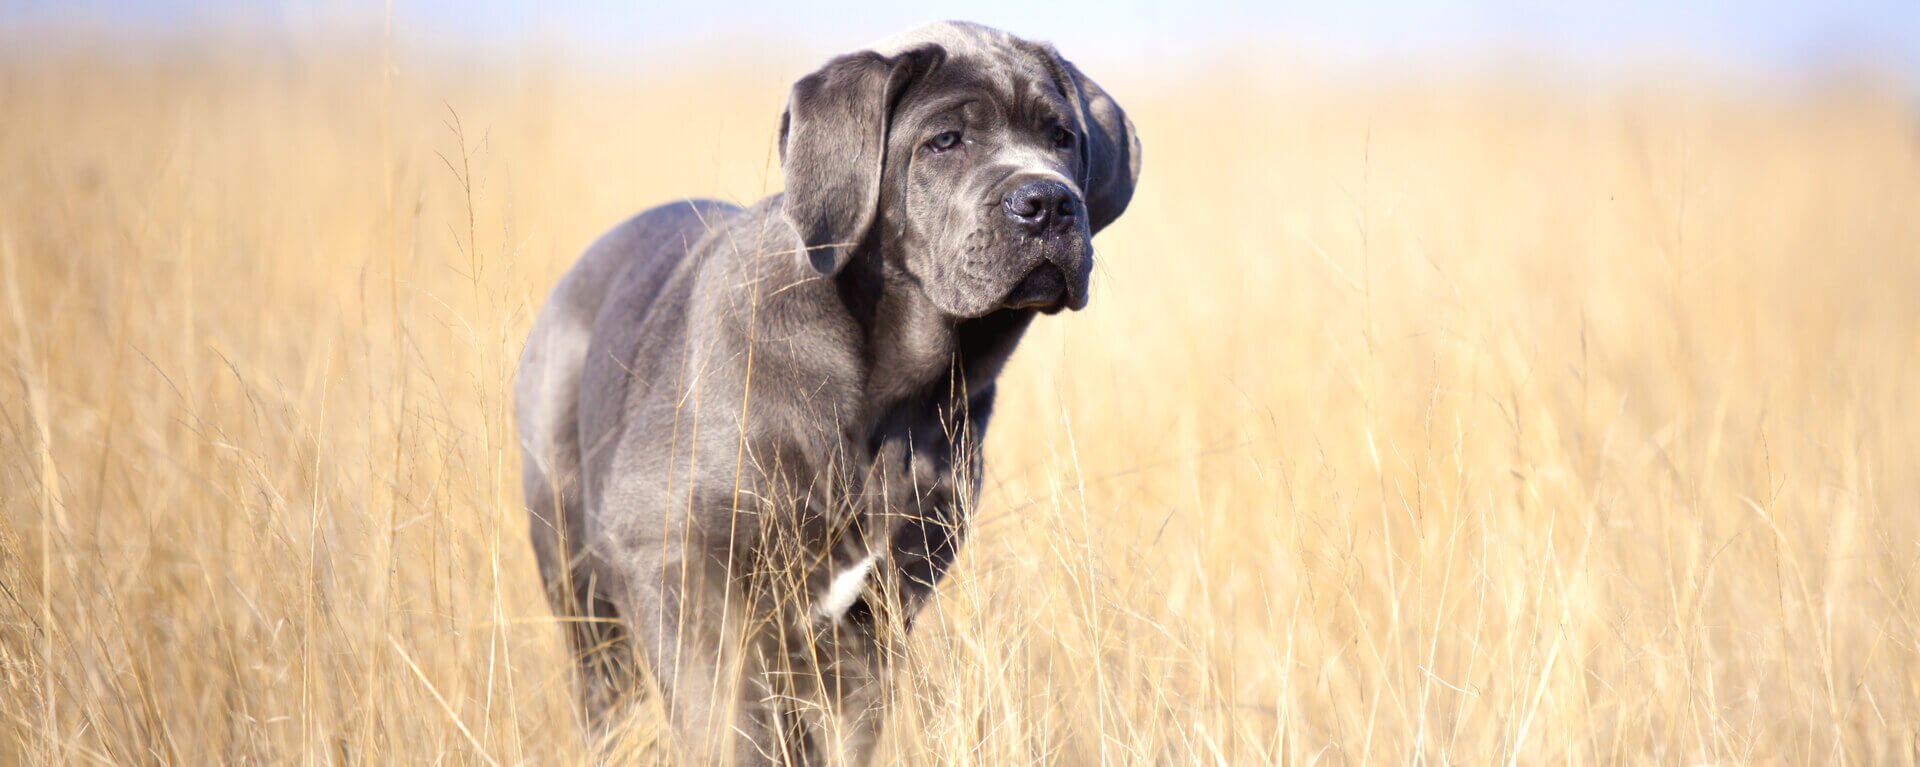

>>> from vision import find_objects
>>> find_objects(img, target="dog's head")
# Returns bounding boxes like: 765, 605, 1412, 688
779, 21, 1140, 318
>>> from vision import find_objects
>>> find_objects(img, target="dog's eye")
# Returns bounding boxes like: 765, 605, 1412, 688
926, 131, 962, 153
1049, 125, 1075, 149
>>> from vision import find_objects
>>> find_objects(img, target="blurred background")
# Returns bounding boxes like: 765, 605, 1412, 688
3, 2, 1918, 765
9, 0, 1920, 83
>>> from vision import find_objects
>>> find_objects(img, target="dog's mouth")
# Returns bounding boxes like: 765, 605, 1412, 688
1001, 261, 1071, 313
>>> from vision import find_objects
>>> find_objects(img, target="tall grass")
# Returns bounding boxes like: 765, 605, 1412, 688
2, 47, 1917, 764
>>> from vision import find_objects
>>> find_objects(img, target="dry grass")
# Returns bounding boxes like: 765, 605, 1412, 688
2, 44, 1918, 765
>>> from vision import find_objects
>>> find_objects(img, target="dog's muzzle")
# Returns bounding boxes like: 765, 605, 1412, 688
997, 179, 1091, 314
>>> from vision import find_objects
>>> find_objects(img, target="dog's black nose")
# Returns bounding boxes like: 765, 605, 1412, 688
1003, 180, 1077, 235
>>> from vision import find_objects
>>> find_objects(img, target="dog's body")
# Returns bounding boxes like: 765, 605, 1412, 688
515, 22, 1138, 763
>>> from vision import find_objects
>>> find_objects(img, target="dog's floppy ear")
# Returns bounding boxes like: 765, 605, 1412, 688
779, 45, 944, 276
1050, 54, 1141, 235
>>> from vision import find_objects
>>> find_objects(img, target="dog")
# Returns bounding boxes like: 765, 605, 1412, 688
515, 21, 1139, 764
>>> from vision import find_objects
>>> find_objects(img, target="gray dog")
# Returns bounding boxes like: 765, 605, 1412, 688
515, 21, 1138, 764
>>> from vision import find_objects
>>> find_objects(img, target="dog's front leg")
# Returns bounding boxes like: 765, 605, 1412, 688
618, 544, 783, 764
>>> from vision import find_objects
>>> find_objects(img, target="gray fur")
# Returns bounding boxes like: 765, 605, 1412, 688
515, 21, 1139, 764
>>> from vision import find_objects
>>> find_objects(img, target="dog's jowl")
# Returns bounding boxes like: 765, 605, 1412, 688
514, 21, 1140, 764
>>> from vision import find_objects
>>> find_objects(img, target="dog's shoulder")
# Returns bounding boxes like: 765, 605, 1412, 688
689, 195, 872, 428
581, 195, 870, 457
576, 195, 877, 528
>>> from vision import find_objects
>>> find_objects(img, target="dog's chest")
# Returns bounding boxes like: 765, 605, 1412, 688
812, 436, 953, 624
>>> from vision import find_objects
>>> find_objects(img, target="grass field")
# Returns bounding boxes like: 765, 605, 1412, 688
2, 45, 1918, 765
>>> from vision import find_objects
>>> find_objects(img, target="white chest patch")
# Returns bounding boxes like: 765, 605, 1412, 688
816, 553, 880, 622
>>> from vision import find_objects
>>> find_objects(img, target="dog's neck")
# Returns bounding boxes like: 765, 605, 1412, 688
837, 250, 957, 409
835, 247, 1031, 422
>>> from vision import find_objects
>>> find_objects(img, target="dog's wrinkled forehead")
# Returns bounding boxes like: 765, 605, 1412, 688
868, 21, 1057, 91
868, 20, 1019, 62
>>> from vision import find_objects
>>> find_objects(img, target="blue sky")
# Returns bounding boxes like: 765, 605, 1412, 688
10, 1, 1920, 83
